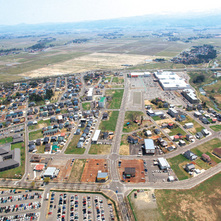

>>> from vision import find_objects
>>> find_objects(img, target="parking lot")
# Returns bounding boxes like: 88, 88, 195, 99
0, 189, 42, 221
46, 191, 115, 221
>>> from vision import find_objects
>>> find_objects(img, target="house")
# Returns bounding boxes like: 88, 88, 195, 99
145, 130, 152, 137
184, 123, 194, 129
185, 163, 195, 172
168, 108, 178, 117
34, 164, 44, 171
173, 135, 180, 141
196, 132, 203, 139
154, 129, 160, 135
43, 137, 49, 144
167, 123, 174, 129
36, 139, 41, 146
102, 112, 109, 120
45, 143, 51, 152
127, 136, 138, 144
183, 150, 197, 161
213, 148, 221, 158
186, 134, 194, 142
98, 97, 106, 108
102, 132, 109, 140
194, 111, 202, 118
124, 167, 135, 178
144, 139, 155, 154
201, 129, 210, 136
201, 153, 211, 162
179, 140, 186, 146
75, 129, 81, 135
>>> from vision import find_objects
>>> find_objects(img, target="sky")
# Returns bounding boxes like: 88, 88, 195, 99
1, 0, 221, 25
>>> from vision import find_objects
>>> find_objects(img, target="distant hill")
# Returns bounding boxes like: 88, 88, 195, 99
1, 12, 221, 34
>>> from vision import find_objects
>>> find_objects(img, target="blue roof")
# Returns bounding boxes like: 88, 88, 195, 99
97, 172, 108, 178
144, 139, 155, 150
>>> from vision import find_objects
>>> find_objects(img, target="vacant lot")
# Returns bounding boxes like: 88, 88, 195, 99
105, 89, 124, 109
168, 138, 221, 180
123, 111, 144, 133
68, 159, 86, 183
179, 115, 204, 134
129, 189, 161, 221
29, 129, 43, 140
168, 126, 186, 136
119, 160, 145, 183
0, 137, 13, 145
82, 102, 91, 110
210, 124, 221, 132
156, 173, 221, 221
65, 134, 85, 154
89, 144, 111, 155
81, 159, 108, 183
119, 134, 130, 155
28, 119, 51, 130
99, 111, 119, 132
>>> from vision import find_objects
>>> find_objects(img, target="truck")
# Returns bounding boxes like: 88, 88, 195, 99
45, 193, 49, 200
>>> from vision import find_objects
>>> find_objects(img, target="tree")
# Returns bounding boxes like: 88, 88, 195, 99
44, 177, 50, 184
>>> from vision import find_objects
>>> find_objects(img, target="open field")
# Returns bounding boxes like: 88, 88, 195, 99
0, 142, 25, 179
82, 102, 91, 110
28, 119, 51, 130
119, 135, 130, 155
168, 126, 186, 136
123, 111, 144, 133
128, 189, 161, 221
65, 134, 85, 154
89, 144, 111, 155
179, 115, 204, 134
0, 137, 13, 145
29, 129, 43, 140
168, 138, 221, 180
156, 173, 221, 221
68, 159, 86, 183
210, 124, 221, 131
81, 159, 108, 183
105, 89, 124, 109
119, 160, 145, 183
99, 111, 119, 132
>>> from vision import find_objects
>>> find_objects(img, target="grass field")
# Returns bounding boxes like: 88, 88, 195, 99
29, 129, 43, 141
105, 89, 124, 109
68, 159, 86, 183
156, 173, 221, 221
168, 138, 221, 180
0, 137, 13, 145
65, 134, 85, 154
119, 135, 130, 155
123, 111, 144, 133
168, 126, 186, 136
89, 144, 111, 155
152, 116, 162, 121
99, 111, 119, 132
28, 119, 51, 130
112, 77, 124, 84
210, 124, 221, 131
82, 102, 91, 110
0, 142, 25, 179
167, 155, 190, 180
179, 115, 205, 133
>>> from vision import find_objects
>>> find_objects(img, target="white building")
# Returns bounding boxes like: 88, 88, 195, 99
154, 71, 190, 91
144, 139, 155, 154
92, 130, 101, 144
42, 167, 60, 179
129, 72, 151, 78
158, 157, 170, 170
184, 122, 194, 129
87, 88, 93, 100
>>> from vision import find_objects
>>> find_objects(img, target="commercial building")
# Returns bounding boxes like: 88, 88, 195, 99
42, 167, 60, 179
144, 139, 155, 154
124, 167, 136, 178
181, 89, 199, 104
154, 71, 190, 91
184, 122, 194, 129
128, 72, 151, 78
0, 144, 21, 172
96, 171, 108, 182
98, 97, 106, 108
87, 88, 93, 100
91, 130, 101, 144
157, 157, 170, 170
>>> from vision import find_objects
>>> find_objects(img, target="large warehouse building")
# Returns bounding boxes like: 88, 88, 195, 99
144, 139, 155, 154
128, 72, 151, 78
154, 71, 190, 91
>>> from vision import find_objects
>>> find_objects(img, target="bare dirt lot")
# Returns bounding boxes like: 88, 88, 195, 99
20, 53, 153, 78
129, 189, 161, 221
49, 159, 73, 182
81, 159, 108, 182
68, 159, 86, 183
119, 160, 145, 183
